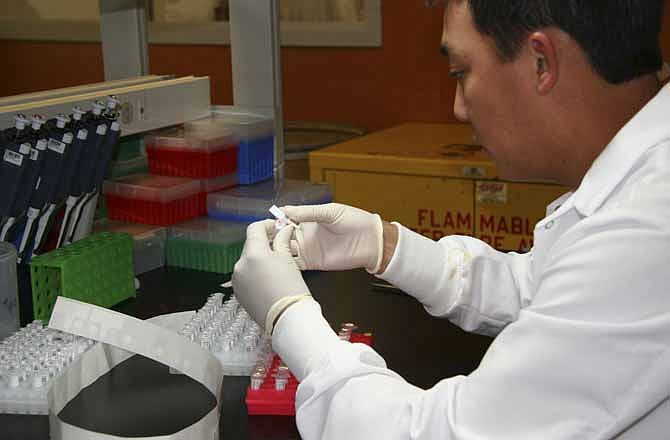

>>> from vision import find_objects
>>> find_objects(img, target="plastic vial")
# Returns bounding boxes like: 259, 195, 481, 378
250, 371, 264, 390
269, 205, 297, 231
221, 337, 235, 352
244, 335, 257, 353
200, 331, 213, 352
338, 330, 351, 341
6, 367, 22, 387
253, 365, 267, 377
32, 370, 49, 389
275, 370, 290, 391
209, 293, 224, 308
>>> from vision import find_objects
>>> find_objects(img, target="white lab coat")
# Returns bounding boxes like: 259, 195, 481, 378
273, 83, 670, 439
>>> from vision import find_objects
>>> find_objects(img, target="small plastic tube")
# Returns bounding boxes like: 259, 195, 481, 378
244, 335, 257, 353
221, 337, 235, 352
6, 368, 22, 388
250, 371, 265, 390
200, 334, 212, 352
253, 365, 267, 377
276, 365, 290, 376
275, 369, 290, 391
269, 205, 298, 230
32, 369, 49, 389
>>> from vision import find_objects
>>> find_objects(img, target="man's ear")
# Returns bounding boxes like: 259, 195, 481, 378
528, 32, 558, 95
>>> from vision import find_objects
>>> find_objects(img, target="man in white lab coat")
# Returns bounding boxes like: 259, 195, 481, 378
233, 0, 670, 438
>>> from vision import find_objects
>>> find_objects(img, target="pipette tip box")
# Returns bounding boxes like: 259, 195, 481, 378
93, 220, 167, 275
166, 217, 247, 274
107, 155, 150, 179
207, 179, 333, 223
238, 136, 274, 185
145, 122, 238, 179
103, 174, 202, 226
198, 172, 239, 215
204, 108, 276, 185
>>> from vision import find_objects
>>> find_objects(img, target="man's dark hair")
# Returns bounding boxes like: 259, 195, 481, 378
465, 0, 664, 84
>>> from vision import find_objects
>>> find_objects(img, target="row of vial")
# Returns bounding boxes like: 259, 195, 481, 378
248, 321, 360, 392
0, 320, 93, 389
178, 293, 269, 355
250, 352, 288, 392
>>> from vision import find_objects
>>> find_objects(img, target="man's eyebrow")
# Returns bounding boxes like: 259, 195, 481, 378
441, 41, 465, 61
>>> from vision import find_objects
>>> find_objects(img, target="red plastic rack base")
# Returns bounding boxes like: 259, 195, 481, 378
246, 332, 373, 416
146, 146, 238, 179
106, 193, 202, 226
198, 192, 208, 216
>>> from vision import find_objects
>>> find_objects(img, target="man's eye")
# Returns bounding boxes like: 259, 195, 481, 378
449, 70, 465, 81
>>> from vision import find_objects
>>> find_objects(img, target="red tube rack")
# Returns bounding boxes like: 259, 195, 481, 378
106, 194, 202, 226
246, 332, 373, 416
104, 175, 203, 226
146, 145, 238, 179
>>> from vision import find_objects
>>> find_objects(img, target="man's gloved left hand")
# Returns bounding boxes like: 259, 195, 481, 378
232, 219, 312, 334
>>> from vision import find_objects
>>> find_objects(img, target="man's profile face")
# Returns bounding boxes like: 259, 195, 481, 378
442, 1, 548, 181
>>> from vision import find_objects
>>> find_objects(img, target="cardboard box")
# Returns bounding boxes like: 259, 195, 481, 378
310, 123, 568, 251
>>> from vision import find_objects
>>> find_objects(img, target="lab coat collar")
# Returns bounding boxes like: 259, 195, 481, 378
572, 83, 670, 217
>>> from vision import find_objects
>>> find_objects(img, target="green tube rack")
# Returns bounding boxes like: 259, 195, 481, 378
166, 218, 247, 274
29, 233, 135, 322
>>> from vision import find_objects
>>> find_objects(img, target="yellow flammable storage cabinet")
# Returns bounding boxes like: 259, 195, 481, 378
309, 123, 569, 252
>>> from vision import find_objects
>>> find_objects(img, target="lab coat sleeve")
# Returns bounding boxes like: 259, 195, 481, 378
378, 223, 533, 336
274, 206, 670, 440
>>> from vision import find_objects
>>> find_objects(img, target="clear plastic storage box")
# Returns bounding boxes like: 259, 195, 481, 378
145, 122, 238, 179
198, 172, 239, 214
103, 174, 202, 226
207, 179, 333, 222
93, 220, 167, 275
107, 155, 149, 179
0, 242, 19, 342
203, 107, 276, 184
167, 217, 248, 274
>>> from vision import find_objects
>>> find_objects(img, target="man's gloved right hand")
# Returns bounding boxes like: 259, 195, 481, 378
281, 203, 384, 273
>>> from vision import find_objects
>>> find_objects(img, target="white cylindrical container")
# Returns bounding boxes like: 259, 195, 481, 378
0, 243, 19, 341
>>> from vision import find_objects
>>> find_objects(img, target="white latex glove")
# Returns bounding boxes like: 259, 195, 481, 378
281, 203, 384, 273
232, 220, 312, 334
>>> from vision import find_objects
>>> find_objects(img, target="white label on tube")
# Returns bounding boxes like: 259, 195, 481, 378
77, 129, 88, 140
36, 139, 47, 151
48, 138, 67, 154
29, 148, 39, 161
96, 124, 107, 136
111, 121, 120, 132
3, 149, 23, 166
35, 176, 42, 190
269, 205, 286, 220
63, 132, 74, 144
19, 143, 31, 155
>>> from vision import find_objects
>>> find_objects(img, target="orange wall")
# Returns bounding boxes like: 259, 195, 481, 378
1, 1, 668, 132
